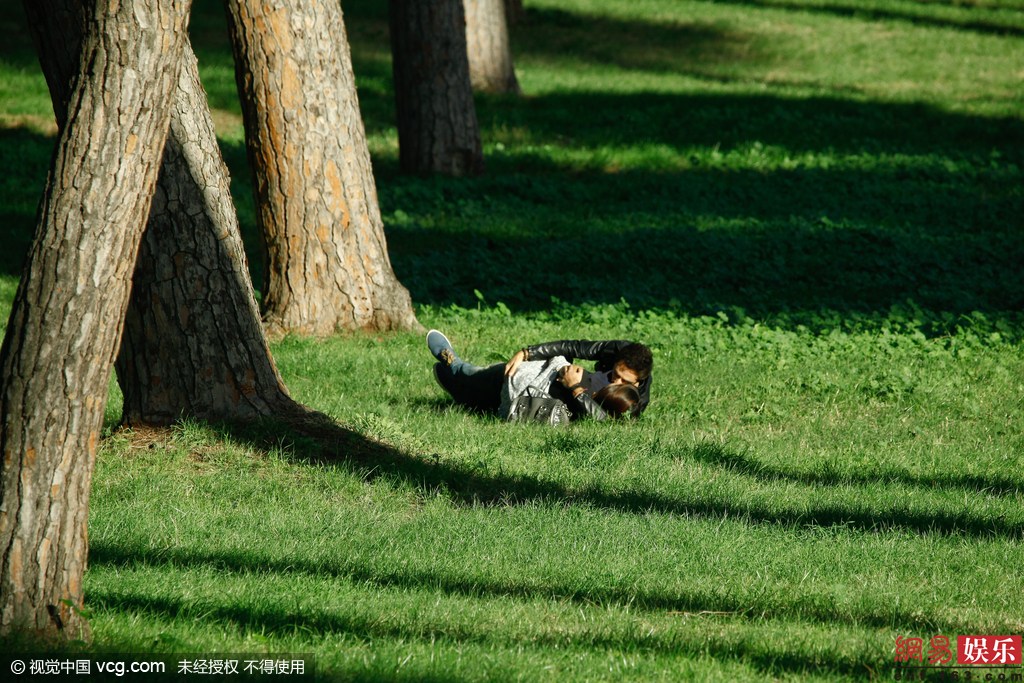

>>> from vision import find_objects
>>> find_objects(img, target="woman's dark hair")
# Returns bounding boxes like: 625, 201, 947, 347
616, 343, 653, 380
594, 383, 641, 419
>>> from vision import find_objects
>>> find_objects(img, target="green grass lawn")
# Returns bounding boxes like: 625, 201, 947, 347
1, 0, 1023, 680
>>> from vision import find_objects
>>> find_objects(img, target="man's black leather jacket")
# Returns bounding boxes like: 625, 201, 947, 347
523, 339, 651, 418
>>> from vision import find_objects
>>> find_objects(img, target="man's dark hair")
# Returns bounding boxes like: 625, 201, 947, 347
616, 342, 653, 380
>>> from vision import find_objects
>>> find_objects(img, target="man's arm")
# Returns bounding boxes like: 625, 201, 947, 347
526, 339, 628, 363
505, 339, 628, 377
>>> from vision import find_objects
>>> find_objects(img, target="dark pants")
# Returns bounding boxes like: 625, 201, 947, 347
434, 361, 505, 413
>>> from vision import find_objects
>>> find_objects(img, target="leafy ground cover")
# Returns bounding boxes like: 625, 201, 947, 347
1, 0, 1023, 680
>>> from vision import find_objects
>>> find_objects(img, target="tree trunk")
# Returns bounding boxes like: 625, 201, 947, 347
465, 0, 520, 94
0, 0, 189, 641
24, 1, 296, 426
116, 49, 298, 424
224, 0, 420, 337
390, 0, 485, 176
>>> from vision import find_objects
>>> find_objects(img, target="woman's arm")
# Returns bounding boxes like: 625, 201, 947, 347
571, 392, 609, 421
558, 364, 609, 421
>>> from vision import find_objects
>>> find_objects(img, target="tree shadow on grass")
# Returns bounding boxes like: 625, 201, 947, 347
476, 90, 1024, 158
688, 441, 1024, 498
514, 8, 764, 76
0, 608, 873, 683
379, 90, 1023, 333
4, 0, 1023, 333
79, 591, 883, 679
382, 161, 1023, 333
693, 0, 1024, 38
73, 410, 1018, 670
3, 97, 1022, 339
83, 547, 917, 677
223, 412, 1023, 542
87, 540, 989, 637
6, 0, 1024, 325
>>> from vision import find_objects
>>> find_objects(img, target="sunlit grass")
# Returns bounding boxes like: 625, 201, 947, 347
1, 0, 1022, 680
85, 306, 1024, 679
516, 0, 1024, 115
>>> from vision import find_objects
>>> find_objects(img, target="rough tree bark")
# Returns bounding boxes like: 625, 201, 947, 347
465, 0, 520, 94
25, 1, 296, 427
116, 49, 297, 424
224, 0, 419, 337
390, 0, 485, 176
0, 0, 190, 640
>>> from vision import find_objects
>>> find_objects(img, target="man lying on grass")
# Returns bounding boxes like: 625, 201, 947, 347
427, 330, 653, 421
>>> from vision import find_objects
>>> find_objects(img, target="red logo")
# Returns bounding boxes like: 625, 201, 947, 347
927, 635, 953, 665
894, 635, 955, 665
957, 635, 1021, 665
895, 635, 924, 663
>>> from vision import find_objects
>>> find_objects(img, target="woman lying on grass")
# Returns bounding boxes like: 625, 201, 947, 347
427, 330, 652, 421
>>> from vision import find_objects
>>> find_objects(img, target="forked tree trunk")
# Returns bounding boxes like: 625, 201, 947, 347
465, 0, 520, 94
0, 0, 189, 640
224, 0, 419, 336
390, 0, 485, 176
116, 49, 297, 424
24, 0, 296, 426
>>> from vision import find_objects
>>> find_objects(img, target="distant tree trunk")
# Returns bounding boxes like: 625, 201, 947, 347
0, 0, 189, 641
390, 0, 485, 176
465, 0, 520, 94
504, 0, 524, 27
21, 0, 81, 119
25, 0, 295, 426
224, 0, 419, 336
